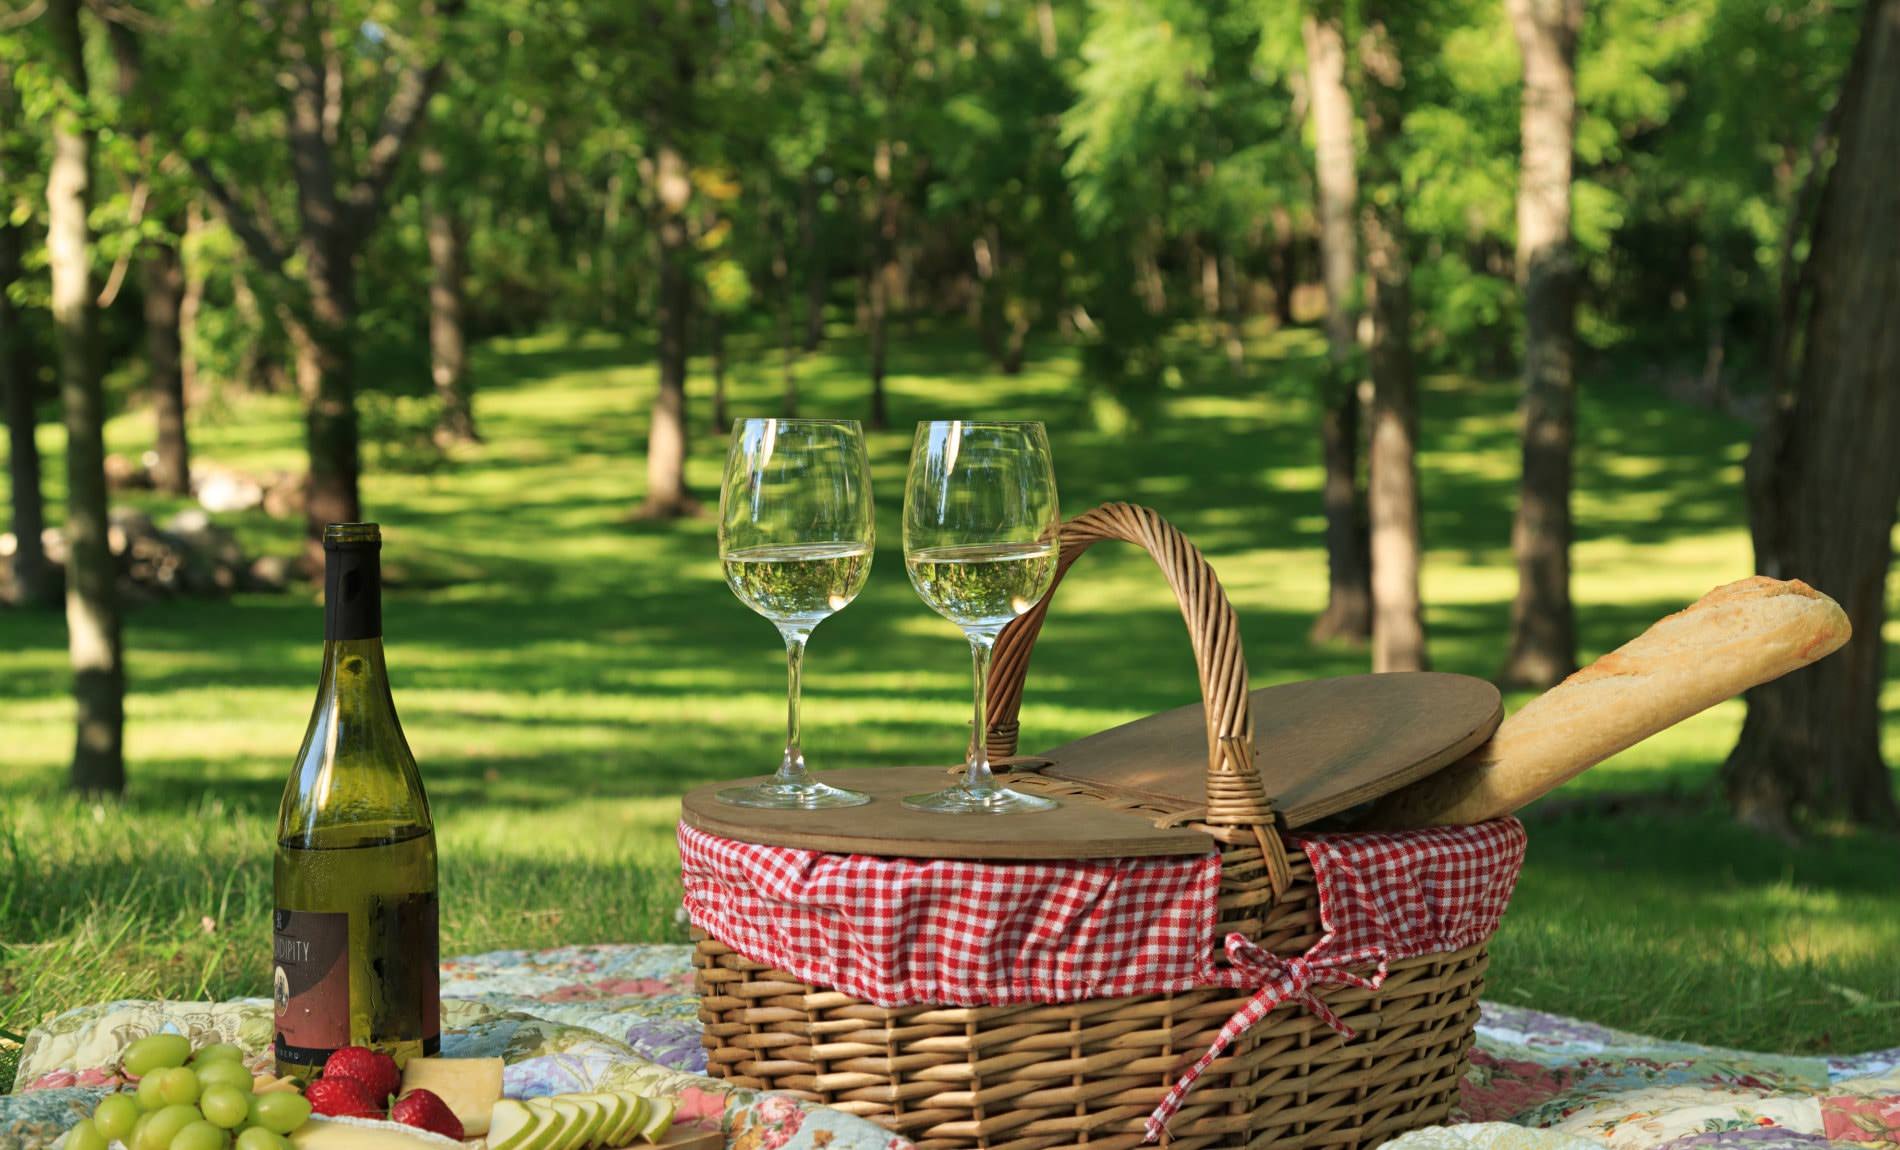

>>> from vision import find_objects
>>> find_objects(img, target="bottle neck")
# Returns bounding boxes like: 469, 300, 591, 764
324, 543, 382, 642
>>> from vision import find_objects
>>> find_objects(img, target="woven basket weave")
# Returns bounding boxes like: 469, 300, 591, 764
693, 504, 1494, 1150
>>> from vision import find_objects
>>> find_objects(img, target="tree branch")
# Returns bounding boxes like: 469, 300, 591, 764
186, 154, 289, 274
345, 0, 462, 240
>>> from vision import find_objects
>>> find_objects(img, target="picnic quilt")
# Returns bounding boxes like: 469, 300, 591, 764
5, 944, 1898, 1150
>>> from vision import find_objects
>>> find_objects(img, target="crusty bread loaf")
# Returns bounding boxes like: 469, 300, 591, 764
1361, 577, 1851, 828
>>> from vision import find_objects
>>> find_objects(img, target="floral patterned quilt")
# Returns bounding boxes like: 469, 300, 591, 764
5, 945, 1897, 1150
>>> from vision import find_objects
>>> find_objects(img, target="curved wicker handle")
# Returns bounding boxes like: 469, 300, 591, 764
986, 503, 1280, 844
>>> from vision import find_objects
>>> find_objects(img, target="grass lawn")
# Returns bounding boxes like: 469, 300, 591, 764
3, 322, 1898, 1091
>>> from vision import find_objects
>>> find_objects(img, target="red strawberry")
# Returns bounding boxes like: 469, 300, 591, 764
389, 1089, 464, 1141
321, 1046, 401, 1104
305, 1076, 386, 1119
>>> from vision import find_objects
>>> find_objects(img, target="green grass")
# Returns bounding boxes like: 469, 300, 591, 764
3, 321, 1898, 1089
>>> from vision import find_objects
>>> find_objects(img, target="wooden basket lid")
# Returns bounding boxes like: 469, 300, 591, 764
1025, 672, 1501, 829
679, 673, 1500, 858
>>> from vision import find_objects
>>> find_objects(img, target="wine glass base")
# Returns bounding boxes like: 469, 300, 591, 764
902, 785, 1059, 814
716, 780, 871, 809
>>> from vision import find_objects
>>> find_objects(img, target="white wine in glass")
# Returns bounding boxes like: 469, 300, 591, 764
903, 421, 1061, 815
717, 419, 874, 809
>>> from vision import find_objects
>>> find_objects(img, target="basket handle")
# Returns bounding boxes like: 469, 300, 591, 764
986, 503, 1285, 865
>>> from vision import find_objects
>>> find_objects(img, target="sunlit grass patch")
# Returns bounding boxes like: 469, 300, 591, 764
2, 323, 1897, 1076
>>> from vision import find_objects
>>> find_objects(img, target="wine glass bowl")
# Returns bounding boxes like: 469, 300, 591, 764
902, 421, 1061, 814
716, 419, 874, 809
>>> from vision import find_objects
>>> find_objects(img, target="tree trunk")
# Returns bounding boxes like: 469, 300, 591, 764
709, 304, 729, 433
424, 146, 477, 445
1270, 204, 1297, 327
1218, 248, 1245, 369
639, 139, 694, 519
1136, 230, 1168, 315
1359, 13, 1429, 673
180, 202, 208, 403
297, 275, 362, 562
1198, 239, 1222, 320
47, 0, 126, 794
800, 172, 825, 350
0, 64, 56, 610
867, 139, 896, 431
1723, 0, 1900, 832
109, 19, 192, 497
142, 221, 191, 495
1305, 8, 1373, 645
1500, 0, 1583, 689
232, 260, 276, 394
180, 0, 453, 565
776, 229, 798, 417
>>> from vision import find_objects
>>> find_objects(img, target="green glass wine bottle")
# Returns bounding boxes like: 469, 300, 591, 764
274, 523, 439, 1078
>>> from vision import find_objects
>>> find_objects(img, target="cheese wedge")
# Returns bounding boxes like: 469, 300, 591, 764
397, 1057, 506, 1138
289, 1116, 465, 1150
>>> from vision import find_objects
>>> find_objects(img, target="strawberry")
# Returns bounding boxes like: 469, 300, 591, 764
321, 1046, 401, 1104
305, 1075, 386, 1119
389, 1089, 465, 1141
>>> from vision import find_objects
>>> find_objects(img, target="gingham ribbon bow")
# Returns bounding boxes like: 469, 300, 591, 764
1144, 933, 1390, 1143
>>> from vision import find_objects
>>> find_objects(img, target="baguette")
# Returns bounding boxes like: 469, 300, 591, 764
1360, 576, 1850, 828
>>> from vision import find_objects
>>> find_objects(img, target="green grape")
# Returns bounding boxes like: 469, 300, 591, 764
136, 1076, 169, 1113
235, 1128, 287, 1150
67, 1118, 109, 1150
123, 1036, 194, 1078
199, 1086, 250, 1130
173, 1121, 230, 1150
137, 1104, 204, 1150
195, 1063, 254, 1094
192, 1044, 245, 1065
129, 1114, 154, 1150
246, 1093, 312, 1137
95, 1093, 142, 1141
157, 1067, 203, 1107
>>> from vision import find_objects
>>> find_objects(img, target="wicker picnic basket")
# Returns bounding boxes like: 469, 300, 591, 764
692, 504, 1497, 1150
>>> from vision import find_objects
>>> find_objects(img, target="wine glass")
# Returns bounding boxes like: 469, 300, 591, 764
717, 419, 874, 809
902, 421, 1061, 814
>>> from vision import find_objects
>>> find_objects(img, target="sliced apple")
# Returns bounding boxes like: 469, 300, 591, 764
637, 1099, 676, 1145
568, 1096, 611, 1150
606, 1093, 649, 1148
549, 1098, 590, 1150
572, 1094, 628, 1150
526, 1099, 573, 1150
487, 1101, 546, 1150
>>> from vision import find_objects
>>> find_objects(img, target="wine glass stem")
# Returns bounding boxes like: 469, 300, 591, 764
778, 628, 812, 788
963, 631, 999, 795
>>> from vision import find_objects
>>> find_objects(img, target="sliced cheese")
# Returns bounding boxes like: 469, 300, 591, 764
398, 1058, 506, 1138
289, 1116, 466, 1150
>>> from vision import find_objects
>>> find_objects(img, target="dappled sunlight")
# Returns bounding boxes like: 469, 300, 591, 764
7, 327, 1899, 1054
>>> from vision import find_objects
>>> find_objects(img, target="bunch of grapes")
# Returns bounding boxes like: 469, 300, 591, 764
65, 1036, 313, 1150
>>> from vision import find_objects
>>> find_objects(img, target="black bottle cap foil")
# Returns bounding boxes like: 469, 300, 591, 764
323, 523, 382, 640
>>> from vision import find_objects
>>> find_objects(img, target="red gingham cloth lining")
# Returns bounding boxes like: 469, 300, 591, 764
678, 816, 1525, 1141
1144, 817, 1527, 1139
678, 821, 1222, 1003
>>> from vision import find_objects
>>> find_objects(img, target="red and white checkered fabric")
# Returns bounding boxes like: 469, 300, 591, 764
1144, 817, 1527, 1139
678, 815, 1525, 1143
678, 821, 1222, 1004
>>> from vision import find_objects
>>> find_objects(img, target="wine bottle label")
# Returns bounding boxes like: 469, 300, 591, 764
273, 909, 350, 1064
272, 896, 441, 1067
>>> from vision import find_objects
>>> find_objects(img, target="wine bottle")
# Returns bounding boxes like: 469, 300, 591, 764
274, 523, 439, 1078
